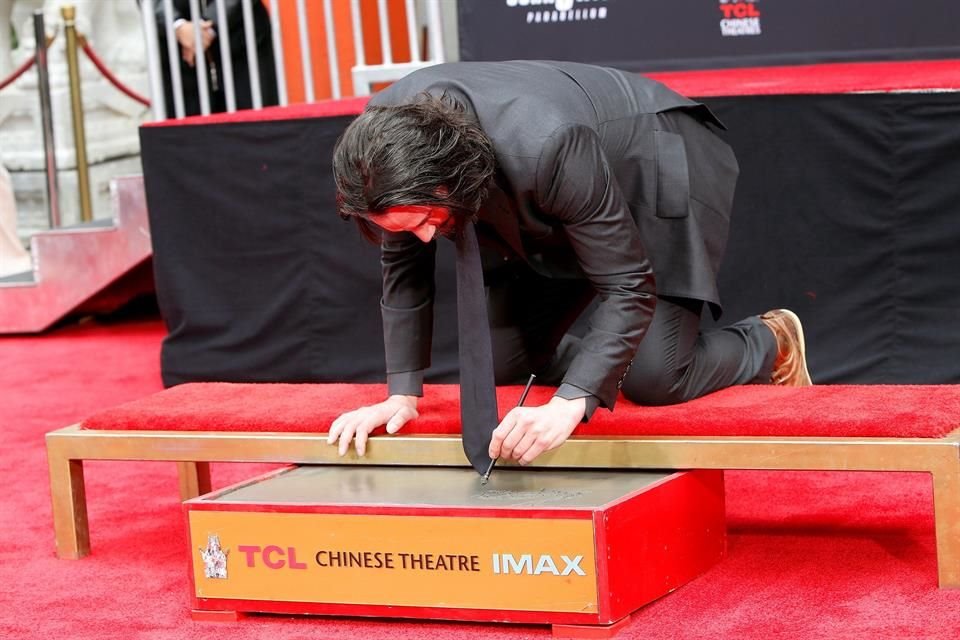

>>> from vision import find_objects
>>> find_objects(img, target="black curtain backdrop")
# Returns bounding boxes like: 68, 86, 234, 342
457, 0, 960, 71
140, 92, 960, 388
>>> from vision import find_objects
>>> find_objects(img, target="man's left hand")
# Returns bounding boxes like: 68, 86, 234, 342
488, 396, 586, 465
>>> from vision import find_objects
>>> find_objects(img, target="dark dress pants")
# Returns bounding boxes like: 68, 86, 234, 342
487, 266, 777, 406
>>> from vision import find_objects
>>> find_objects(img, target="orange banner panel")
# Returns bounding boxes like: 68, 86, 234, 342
190, 511, 598, 613
275, 0, 413, 101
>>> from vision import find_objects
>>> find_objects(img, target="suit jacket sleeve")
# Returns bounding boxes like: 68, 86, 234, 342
536, 124, 657, 409
155, 1, 251, 45
204, 0, 243, 25
380, 230, 436, 396
203, 0, 263, 51
155, 0, 185, 31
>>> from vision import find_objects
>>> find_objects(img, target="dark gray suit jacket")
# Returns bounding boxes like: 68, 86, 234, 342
370, 61, 739, 411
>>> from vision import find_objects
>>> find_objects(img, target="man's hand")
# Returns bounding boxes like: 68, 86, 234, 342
489, 396, 586, 465
175, 20, 215, 67
327, 395, 419, 456
199, 20, 216, 50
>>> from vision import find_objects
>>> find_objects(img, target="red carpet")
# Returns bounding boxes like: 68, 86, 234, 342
84, 381, 960, 439
649, 59, 960, 97
2, 317, 960, 639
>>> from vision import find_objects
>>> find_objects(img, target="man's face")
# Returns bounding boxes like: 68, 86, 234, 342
368, 205, 455, 243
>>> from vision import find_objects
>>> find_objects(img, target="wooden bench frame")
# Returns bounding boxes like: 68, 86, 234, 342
46, 424, 960, 587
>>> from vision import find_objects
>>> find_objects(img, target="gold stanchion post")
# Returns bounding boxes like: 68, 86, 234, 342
61, 4, 92, 223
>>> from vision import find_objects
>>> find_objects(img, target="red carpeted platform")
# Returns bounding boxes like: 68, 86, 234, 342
145, 59, 960, 128
650, 59, 960, 97
82, 382, 960, 439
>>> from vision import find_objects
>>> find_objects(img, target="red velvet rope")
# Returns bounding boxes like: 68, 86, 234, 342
0, 56, 36, 93
81, 41, 151, 107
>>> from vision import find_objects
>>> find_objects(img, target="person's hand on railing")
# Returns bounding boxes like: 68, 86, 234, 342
174, 19, 215, 67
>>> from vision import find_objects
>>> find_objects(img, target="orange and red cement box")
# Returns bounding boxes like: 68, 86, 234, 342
185, 466, 725, 630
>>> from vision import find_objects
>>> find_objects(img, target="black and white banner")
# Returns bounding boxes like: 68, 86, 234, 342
458, 0, 960, 71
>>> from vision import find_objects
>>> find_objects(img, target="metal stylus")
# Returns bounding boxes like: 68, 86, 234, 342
480, 373, 536, 485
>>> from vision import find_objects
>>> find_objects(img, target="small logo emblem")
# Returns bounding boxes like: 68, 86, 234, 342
718, 0, 763, 37
505, 0, 610, 25
199, 534, 229, 579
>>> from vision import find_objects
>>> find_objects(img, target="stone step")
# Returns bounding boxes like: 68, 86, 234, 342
0, 270, 35, 285
0, 175, 153, 332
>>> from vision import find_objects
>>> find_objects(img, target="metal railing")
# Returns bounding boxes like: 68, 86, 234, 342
350, 0, 444, 96
0, 11, 61, 229
145, 0, 447, 121
34, 11, 60, 228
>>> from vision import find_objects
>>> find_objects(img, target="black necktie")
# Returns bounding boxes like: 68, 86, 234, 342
455, 222, 499, 473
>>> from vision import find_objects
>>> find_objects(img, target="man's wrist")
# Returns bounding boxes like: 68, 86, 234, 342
554, 383, 600, 421
387, 394, 418, 408
548, 395, 587, 422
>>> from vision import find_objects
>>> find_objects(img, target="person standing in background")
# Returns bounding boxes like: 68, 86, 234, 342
0, 152, 31, 278
150, 0, 278, 115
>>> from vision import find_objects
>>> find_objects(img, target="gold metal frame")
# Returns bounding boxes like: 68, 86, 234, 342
46, 425, 960, 587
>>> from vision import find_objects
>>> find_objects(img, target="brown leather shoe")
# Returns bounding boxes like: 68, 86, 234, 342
760, 309, 812, 386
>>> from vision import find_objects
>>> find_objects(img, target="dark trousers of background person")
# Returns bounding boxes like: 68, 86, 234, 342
488, 264, 777, 406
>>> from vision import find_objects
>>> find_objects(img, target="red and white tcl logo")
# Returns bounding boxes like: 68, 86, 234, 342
718, 0, 763, 37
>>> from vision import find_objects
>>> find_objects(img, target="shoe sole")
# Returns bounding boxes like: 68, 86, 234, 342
777, 308, 812, 386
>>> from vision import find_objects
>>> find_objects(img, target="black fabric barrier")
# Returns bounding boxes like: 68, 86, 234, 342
140, 92, 960, 388
458, 0, 960, 71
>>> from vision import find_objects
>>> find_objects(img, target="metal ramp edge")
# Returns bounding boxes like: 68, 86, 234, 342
0, 175, 153, 333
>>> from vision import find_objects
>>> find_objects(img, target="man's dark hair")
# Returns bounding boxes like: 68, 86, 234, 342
333, 92, 496, 241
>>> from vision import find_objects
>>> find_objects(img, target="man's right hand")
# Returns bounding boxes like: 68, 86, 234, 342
327, 395, 419, 457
